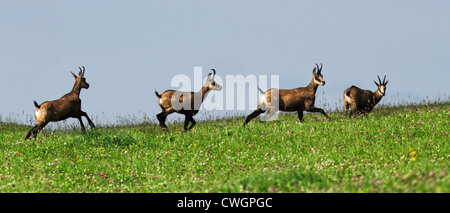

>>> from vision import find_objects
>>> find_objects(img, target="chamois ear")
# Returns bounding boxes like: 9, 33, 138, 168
207, 73, 212, 81
211, 69, 216, 80
312, 67, 317, 74
71, 71, 78, 79
374, 81, 379, 86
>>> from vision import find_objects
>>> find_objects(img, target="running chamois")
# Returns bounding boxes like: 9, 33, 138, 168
155, 69, 222, 131
243, 63, 330, 126
25, 66, 95, 140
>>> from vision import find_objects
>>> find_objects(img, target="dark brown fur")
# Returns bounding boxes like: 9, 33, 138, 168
243, 64, 330, 126
25, 66, 95, 140
343, 75, 388, 116
155, 69, 222, 131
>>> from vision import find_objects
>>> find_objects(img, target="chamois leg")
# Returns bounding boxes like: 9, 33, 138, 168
243, 108, 265, 126
343, 101, 349, 116
348, 103, 358, 117
77, 116, 86, 133
188, 116, 196, 130
25, 125, 37, 140
81, 111, 95, 128
307, 107, 331, 120
36, 122, 48, 135
183, 115, 190, 131
261, 107, 278, 122
184, 115, 196, 131
25, 121, 49, 140
297, 110, 304, 121
156, 111, 173, 130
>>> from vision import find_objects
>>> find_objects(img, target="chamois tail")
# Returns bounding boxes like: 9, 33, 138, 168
345, 91, 351, 99
155, 90, 162, 98
33, 100, 40, 109
257, 87, 264, 94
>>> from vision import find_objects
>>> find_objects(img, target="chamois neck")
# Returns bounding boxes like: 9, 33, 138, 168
373, 90, 383, 104
199, 86, 211, 101
307, 78, 319, 93
70, 80, 83, 97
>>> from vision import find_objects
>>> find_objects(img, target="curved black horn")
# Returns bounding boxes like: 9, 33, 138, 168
315, 63, 323, 74
314, 63, 319, 74
382, 75, 386, 84
78, 67, 83, 76
82, 66, 85, 76
377, 75, 382, 85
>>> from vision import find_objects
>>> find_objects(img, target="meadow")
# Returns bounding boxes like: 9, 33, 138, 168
0, 102, 448, 193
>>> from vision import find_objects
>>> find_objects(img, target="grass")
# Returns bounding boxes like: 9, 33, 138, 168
0, 102, 448, 193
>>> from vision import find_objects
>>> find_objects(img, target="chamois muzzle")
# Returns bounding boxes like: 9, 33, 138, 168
212, 83, 222, 91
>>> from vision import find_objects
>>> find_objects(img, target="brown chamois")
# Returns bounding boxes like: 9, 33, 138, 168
25, 66, 95, 140
155, 69, 222, 131
343, 75, 388, 116
243, 63, 330, 126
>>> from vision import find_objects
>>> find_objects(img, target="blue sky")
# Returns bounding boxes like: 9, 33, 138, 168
1, 0, 449, 125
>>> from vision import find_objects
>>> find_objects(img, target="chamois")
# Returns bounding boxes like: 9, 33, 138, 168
243, 63, 330, 126
343, 75, 388, 116
155, 69, 222, 131
25, 66, 95, 140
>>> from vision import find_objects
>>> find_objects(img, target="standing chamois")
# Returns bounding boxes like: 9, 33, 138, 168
243, 63, 330, 126
25, 66, 95, 140
155, 69, 222, 131
343, 75, 388, 116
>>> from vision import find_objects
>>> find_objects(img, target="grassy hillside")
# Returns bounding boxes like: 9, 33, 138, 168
0, 102, 448, 193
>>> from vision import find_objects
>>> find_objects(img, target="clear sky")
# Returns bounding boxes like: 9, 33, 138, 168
1, 0, 449, 126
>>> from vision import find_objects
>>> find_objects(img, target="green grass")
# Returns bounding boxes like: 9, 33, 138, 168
0, 102, 448, 193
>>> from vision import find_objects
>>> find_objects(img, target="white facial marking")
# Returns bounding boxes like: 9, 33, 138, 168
314, 78, 324, 85
379, 87, 385, 96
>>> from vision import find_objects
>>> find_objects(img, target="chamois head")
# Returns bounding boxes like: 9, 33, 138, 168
71, 66, 90, 89
312, 63, 325, 86
374, 75, 388, 97
205, 69, 222, 91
